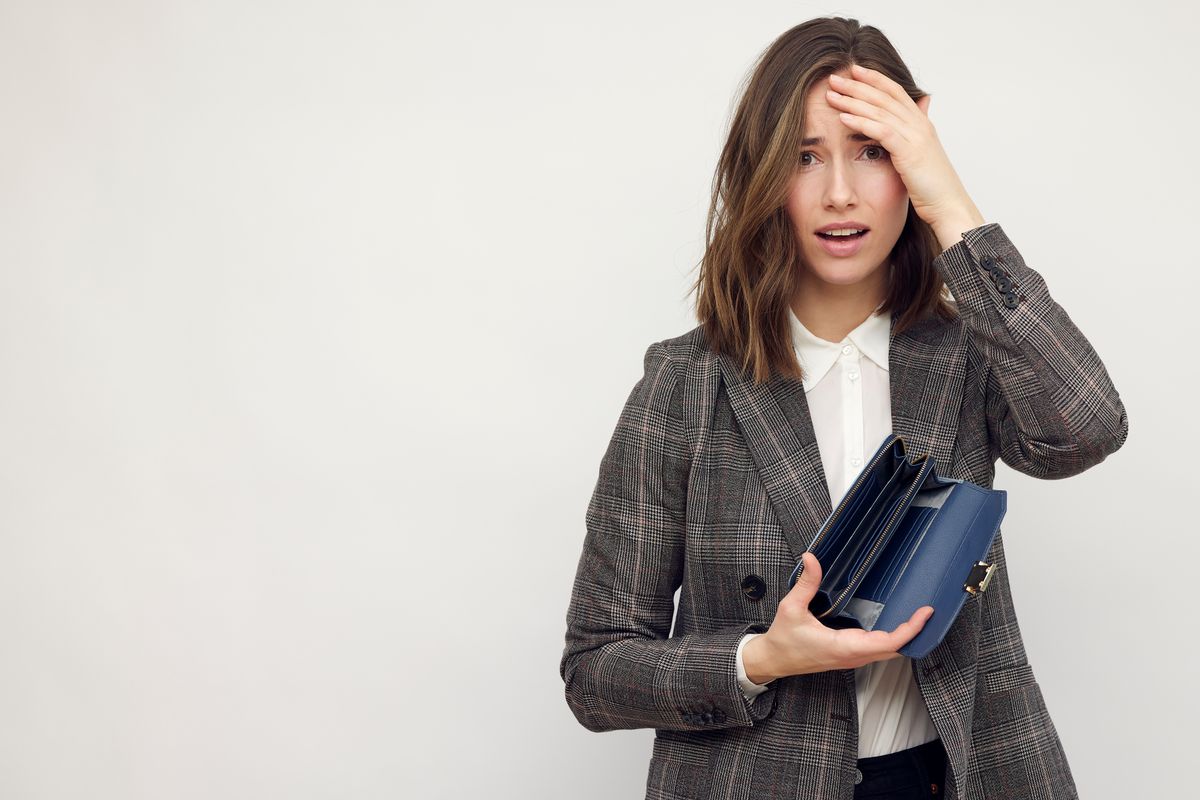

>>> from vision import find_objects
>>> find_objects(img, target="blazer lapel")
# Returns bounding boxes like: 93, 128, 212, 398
718, 351, 832, 565
717, 310, 967, 567
888, 310, 968, 478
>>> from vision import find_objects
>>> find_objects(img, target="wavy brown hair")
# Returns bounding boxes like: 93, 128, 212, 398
690, 17, 957, 385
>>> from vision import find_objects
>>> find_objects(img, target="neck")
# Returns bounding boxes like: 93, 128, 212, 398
791, 275, 887, 343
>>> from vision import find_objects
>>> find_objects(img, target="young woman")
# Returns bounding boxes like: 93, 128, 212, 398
559, 17, 1127, 800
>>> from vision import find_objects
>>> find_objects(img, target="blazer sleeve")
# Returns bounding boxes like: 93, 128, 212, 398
933, 222, 1129, 478
559, 341, 778, 733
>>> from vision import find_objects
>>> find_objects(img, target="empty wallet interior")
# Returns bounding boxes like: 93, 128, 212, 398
828, 474, 957, 631
807, 441, 935, 621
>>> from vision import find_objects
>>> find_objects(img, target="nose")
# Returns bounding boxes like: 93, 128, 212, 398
822, 159, 858, 209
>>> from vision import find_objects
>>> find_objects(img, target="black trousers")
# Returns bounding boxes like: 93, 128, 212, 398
853, 737, 947, 799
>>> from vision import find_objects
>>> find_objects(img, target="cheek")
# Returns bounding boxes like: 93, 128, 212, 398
874, 172, 910, 209
785, 186, 819, 229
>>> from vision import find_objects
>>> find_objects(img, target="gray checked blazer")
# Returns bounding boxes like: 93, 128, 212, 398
559, 222, 1129, 800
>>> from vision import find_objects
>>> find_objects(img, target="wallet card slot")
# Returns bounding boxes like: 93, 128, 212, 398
811, 470, 882, 565
818, 459, 921, 606
817, 468, 905, 589
806, 435, 907, 565
840, 463, 924, 595
861, 505, 937, 603
857, 477, 956, 604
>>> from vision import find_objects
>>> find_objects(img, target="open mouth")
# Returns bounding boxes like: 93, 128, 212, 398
817, 231, 868, 240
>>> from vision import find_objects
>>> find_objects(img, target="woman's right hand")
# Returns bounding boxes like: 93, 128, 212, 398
742, 551, 934, 683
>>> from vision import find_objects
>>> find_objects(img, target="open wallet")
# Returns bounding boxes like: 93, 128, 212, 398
786, 433, 1006, 659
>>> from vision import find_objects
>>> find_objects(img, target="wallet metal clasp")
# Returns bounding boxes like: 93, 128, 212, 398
963, 561, 997, 596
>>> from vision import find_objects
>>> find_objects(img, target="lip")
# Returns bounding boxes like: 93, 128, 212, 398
814, 228, 869, 257
815, 221, 870, 233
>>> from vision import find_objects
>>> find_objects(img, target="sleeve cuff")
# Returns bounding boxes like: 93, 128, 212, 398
932, 222, 1050, 326
736, 633, 773, 700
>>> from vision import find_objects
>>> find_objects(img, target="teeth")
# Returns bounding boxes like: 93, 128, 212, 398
820, 228, 865, 237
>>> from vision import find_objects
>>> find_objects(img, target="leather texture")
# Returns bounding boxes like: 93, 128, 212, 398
560, 222, 1129, 800
786, 433, 1006, 658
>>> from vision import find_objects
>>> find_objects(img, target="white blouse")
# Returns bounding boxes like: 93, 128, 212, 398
734, 303, 940, 758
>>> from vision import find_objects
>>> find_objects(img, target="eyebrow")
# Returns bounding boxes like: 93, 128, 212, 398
800, 133, 875, 146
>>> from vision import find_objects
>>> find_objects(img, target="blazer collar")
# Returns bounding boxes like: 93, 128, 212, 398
788, 303, 890, 391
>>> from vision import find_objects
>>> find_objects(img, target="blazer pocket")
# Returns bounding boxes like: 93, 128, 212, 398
980, 661, 1036, 695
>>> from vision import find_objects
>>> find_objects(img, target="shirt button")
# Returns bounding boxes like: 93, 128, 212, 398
847, 371, 859, 381
842, 344, 854, 355
851, 458, 861, 467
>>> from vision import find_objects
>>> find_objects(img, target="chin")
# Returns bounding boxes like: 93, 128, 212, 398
804, 262, 884, 286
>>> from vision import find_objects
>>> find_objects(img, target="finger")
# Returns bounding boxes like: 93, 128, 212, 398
830, 70, 916, 124
886, 606, 934, 648
849, 63, 913, 107
835, 111, 902, 149
826, 89, 908, 137
831, 627, 906, 664
787, 551, 823, 603
847, 606, 933, 657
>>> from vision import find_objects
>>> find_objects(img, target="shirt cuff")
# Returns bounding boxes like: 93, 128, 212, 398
736, 633, 774, 700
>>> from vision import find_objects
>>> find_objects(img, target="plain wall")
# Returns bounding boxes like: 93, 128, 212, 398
0, 1, 1190, 797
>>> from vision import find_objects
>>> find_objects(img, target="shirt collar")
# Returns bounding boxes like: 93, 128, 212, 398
788, 303, 891, 392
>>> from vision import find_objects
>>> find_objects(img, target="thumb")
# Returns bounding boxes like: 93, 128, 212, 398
787, 551, 823, 603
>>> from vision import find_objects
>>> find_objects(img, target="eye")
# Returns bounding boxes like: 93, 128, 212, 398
798, 145, 890, 169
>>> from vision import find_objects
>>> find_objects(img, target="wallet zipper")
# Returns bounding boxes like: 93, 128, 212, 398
806, 434, 910, 559
819, 456, 935, 619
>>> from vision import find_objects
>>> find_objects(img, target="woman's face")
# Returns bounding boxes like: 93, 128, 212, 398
784, 69, 911, 296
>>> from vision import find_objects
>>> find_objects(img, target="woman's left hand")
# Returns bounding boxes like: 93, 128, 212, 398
826, 63, 984, 235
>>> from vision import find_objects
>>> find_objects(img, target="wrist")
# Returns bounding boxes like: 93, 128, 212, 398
930, 205, 986, 253
743, 633, 779, 685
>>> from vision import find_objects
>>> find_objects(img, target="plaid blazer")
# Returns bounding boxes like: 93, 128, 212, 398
559, 223, 1129, 800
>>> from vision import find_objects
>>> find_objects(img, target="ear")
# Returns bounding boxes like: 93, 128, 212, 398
916, 94, 931, 117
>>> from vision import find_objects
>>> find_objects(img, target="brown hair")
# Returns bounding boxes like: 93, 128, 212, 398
690, 16, 957, 385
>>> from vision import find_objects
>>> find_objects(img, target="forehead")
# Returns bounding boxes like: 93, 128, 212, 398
802, 77, 862, 143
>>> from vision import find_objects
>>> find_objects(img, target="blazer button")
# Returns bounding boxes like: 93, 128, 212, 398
980, 255, 996, 271
854, 767, 863, 784
741, 575, 767, 601
995, 276, 1012, 293
1002, 292, 1019, 309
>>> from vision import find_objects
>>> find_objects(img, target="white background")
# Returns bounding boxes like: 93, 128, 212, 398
0, 1, 1190, 797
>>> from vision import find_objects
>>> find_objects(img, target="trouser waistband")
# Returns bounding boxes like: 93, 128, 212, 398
855, 737, 946, 794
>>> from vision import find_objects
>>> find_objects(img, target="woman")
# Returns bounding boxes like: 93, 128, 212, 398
559, 17, 1127, 800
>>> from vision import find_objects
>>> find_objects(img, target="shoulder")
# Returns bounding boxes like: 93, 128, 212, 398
641, 325, 726, 394
628, 326, 723, 432
649, 324, 712, 367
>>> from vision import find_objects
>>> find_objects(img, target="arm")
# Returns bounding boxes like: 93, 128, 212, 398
559, 342, 779, 732
932, 222, 1129, 478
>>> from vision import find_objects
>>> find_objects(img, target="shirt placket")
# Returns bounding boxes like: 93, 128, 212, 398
839, 341, 865, 489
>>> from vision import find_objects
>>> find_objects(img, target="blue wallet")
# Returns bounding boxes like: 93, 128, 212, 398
786, 433, 1006, 659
